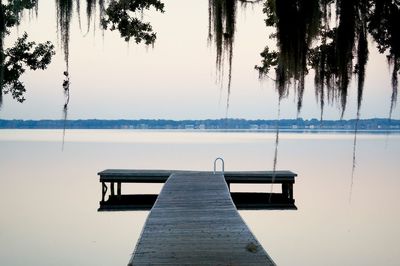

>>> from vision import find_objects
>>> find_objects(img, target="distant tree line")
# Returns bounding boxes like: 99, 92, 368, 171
1, 118, 399, 130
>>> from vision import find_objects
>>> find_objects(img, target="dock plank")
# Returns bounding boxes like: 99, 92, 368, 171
129, 172, 276, 265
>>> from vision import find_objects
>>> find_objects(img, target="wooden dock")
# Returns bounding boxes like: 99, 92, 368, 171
98, 169, 297, 202
128, 172, 276, 265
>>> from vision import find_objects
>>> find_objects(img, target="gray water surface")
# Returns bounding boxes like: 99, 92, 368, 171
0, 130, 399, 265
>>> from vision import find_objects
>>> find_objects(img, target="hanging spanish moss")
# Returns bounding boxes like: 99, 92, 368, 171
351, 14, 367, 199
349, 116, 359, 203
308, 1, 368, 120
256, 0, 398, 119
62, 70, 70, 150
56, 0, 73, 147
334, 0, 370, 118
268, 98, 281, 203
335, 1, 354, 116
33, 0, 39, 15
355, 11, 368, 117
86, 0, 95, 23
98, 0, 105, 29
238, 0, 262, 8
29, 0, 39, 18
368, 0, 400, 119
255, 0, 399, 205
208, 0, 236, 112
75, 0, 105, 37
350, 4, 368, 200
262, 0, 321, 114
76, 0, 82, 30
85, 0, 96, 33
389, 62, 399, 119
56, 0, 73, 69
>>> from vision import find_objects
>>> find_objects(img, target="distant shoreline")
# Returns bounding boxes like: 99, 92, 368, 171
1, 118, 399, 131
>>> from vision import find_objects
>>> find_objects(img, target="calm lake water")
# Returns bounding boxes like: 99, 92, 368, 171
0, 129, 399, 265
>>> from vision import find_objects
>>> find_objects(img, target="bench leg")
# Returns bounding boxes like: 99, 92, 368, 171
288, 183, 293, 200
117, 182, 121, 196
101, 182, 108, 202
282, 183, 293, 200
111, 182, 115, 196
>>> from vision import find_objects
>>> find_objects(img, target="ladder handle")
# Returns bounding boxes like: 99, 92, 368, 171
213, 157, 225, 175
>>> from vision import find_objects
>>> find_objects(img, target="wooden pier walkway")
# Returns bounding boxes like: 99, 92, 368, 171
128, 172, 276, 265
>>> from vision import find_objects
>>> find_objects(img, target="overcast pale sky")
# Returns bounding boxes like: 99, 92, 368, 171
1, 0, 398, 120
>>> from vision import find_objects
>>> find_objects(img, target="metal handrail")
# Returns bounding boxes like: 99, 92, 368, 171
213, 157, 225, 175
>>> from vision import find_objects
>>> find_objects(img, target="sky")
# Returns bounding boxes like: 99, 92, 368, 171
1, 0, 398, 120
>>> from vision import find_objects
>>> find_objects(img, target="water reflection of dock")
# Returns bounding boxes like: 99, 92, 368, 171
97, 169, 297, 264
98, 192, 297, 211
